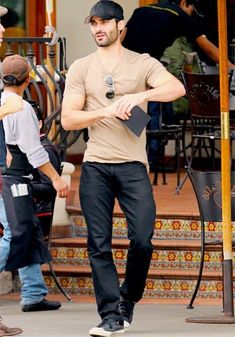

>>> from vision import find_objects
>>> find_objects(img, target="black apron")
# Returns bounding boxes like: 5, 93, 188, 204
2, 145, 51, 271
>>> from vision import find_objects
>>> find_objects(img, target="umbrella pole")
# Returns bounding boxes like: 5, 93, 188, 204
218, 0, 234, 318
186, 0, 234, 323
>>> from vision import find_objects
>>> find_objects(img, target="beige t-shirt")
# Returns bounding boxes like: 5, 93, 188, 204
64, 48, 166, 167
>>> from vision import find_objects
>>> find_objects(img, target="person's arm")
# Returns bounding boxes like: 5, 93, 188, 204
6, 147, 12, 167
61, 58, 118, 130
196, 35, 234, 68
0, 95, 23, 120
62, 71, 184, 130
8, 102, 69, 198
61, 93, 125, 130
38, 161, 69, 198
114, 71, 185, 117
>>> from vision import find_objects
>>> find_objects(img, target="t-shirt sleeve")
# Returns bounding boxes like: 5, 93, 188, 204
141, 54, 168, 88
15, 102, 49, 168
63, 59, 86, 97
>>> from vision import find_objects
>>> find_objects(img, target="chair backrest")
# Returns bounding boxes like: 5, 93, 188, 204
189, 169, 235, 222
181, 71, 220, 119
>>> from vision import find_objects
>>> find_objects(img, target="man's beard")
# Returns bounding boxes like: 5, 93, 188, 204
94, 30, 119, 47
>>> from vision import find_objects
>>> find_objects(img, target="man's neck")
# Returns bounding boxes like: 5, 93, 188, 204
97, 42, 125, 72
4, 86, 24, 96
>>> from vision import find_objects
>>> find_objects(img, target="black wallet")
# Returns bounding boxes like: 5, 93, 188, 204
117, 105, 151, 137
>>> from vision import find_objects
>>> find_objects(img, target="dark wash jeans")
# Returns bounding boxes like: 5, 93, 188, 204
79, 161, 156, 320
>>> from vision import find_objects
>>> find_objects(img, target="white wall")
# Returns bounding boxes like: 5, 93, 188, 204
56, 0, 138, 66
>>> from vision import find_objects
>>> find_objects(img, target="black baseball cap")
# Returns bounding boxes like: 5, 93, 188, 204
84, 0, 124, 24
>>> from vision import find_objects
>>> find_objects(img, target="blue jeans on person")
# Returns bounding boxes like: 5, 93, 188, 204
147, 101, 174, 169
79, 161, 156, 320
0, 193, 48, 305
147, 102, 161, 169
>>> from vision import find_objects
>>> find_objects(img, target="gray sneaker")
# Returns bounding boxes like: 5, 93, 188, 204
89, 318, 125, 337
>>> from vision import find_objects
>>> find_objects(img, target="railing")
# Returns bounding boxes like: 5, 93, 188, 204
2, 37, 83, 161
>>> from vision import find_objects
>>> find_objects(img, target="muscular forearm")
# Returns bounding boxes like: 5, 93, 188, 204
62, 102, 112, 131
112, 76, 185, 119
115, 78, 185, 112
144, 78, 185, 102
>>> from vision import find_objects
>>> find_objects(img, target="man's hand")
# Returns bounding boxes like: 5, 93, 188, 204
104, 93, 146, 120
52, 176, 69, 198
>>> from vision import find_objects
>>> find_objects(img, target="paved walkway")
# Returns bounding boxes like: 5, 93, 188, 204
1, 298, 235, 337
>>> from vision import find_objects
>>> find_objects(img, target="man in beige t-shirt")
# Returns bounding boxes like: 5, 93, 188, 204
62, 1, 185, 336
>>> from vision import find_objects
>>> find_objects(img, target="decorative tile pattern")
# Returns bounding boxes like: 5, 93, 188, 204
50, 247, 226, 271
45, 214, 235, 300
43, 275, 235, 300
70, 215, 235, 241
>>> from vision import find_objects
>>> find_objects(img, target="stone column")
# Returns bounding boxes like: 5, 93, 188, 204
0, 272, 13, 295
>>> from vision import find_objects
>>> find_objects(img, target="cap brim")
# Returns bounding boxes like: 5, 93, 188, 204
84, 14, 120, 24
0, 6, 8, 17
84, 15, 92, 24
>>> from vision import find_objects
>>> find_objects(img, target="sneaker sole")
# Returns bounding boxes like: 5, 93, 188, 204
89, 327, 125, 337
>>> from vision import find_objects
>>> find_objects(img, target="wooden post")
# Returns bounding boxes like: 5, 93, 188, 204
45, 0, 57, 139
139, 0, 159, 6
218, 0, 234, 317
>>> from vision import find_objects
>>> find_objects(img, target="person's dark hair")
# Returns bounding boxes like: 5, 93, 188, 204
3, 75, 27, 87
167, 0, 204, 17
1, 8, 19, 28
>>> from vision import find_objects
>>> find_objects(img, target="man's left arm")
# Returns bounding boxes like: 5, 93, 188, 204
114, 69, 185, 117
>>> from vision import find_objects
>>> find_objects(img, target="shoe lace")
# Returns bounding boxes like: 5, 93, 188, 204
98, 318, 123, 328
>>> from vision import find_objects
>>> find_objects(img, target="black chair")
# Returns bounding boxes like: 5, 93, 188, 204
176, 70, 235, 193
187, 169, 235, 309
182, 71, 223, 168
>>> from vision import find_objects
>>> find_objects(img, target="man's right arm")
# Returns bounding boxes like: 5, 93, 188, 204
61, 93, 130, 130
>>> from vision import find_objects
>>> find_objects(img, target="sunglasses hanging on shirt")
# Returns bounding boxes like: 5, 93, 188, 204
104, 74, 115, 99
